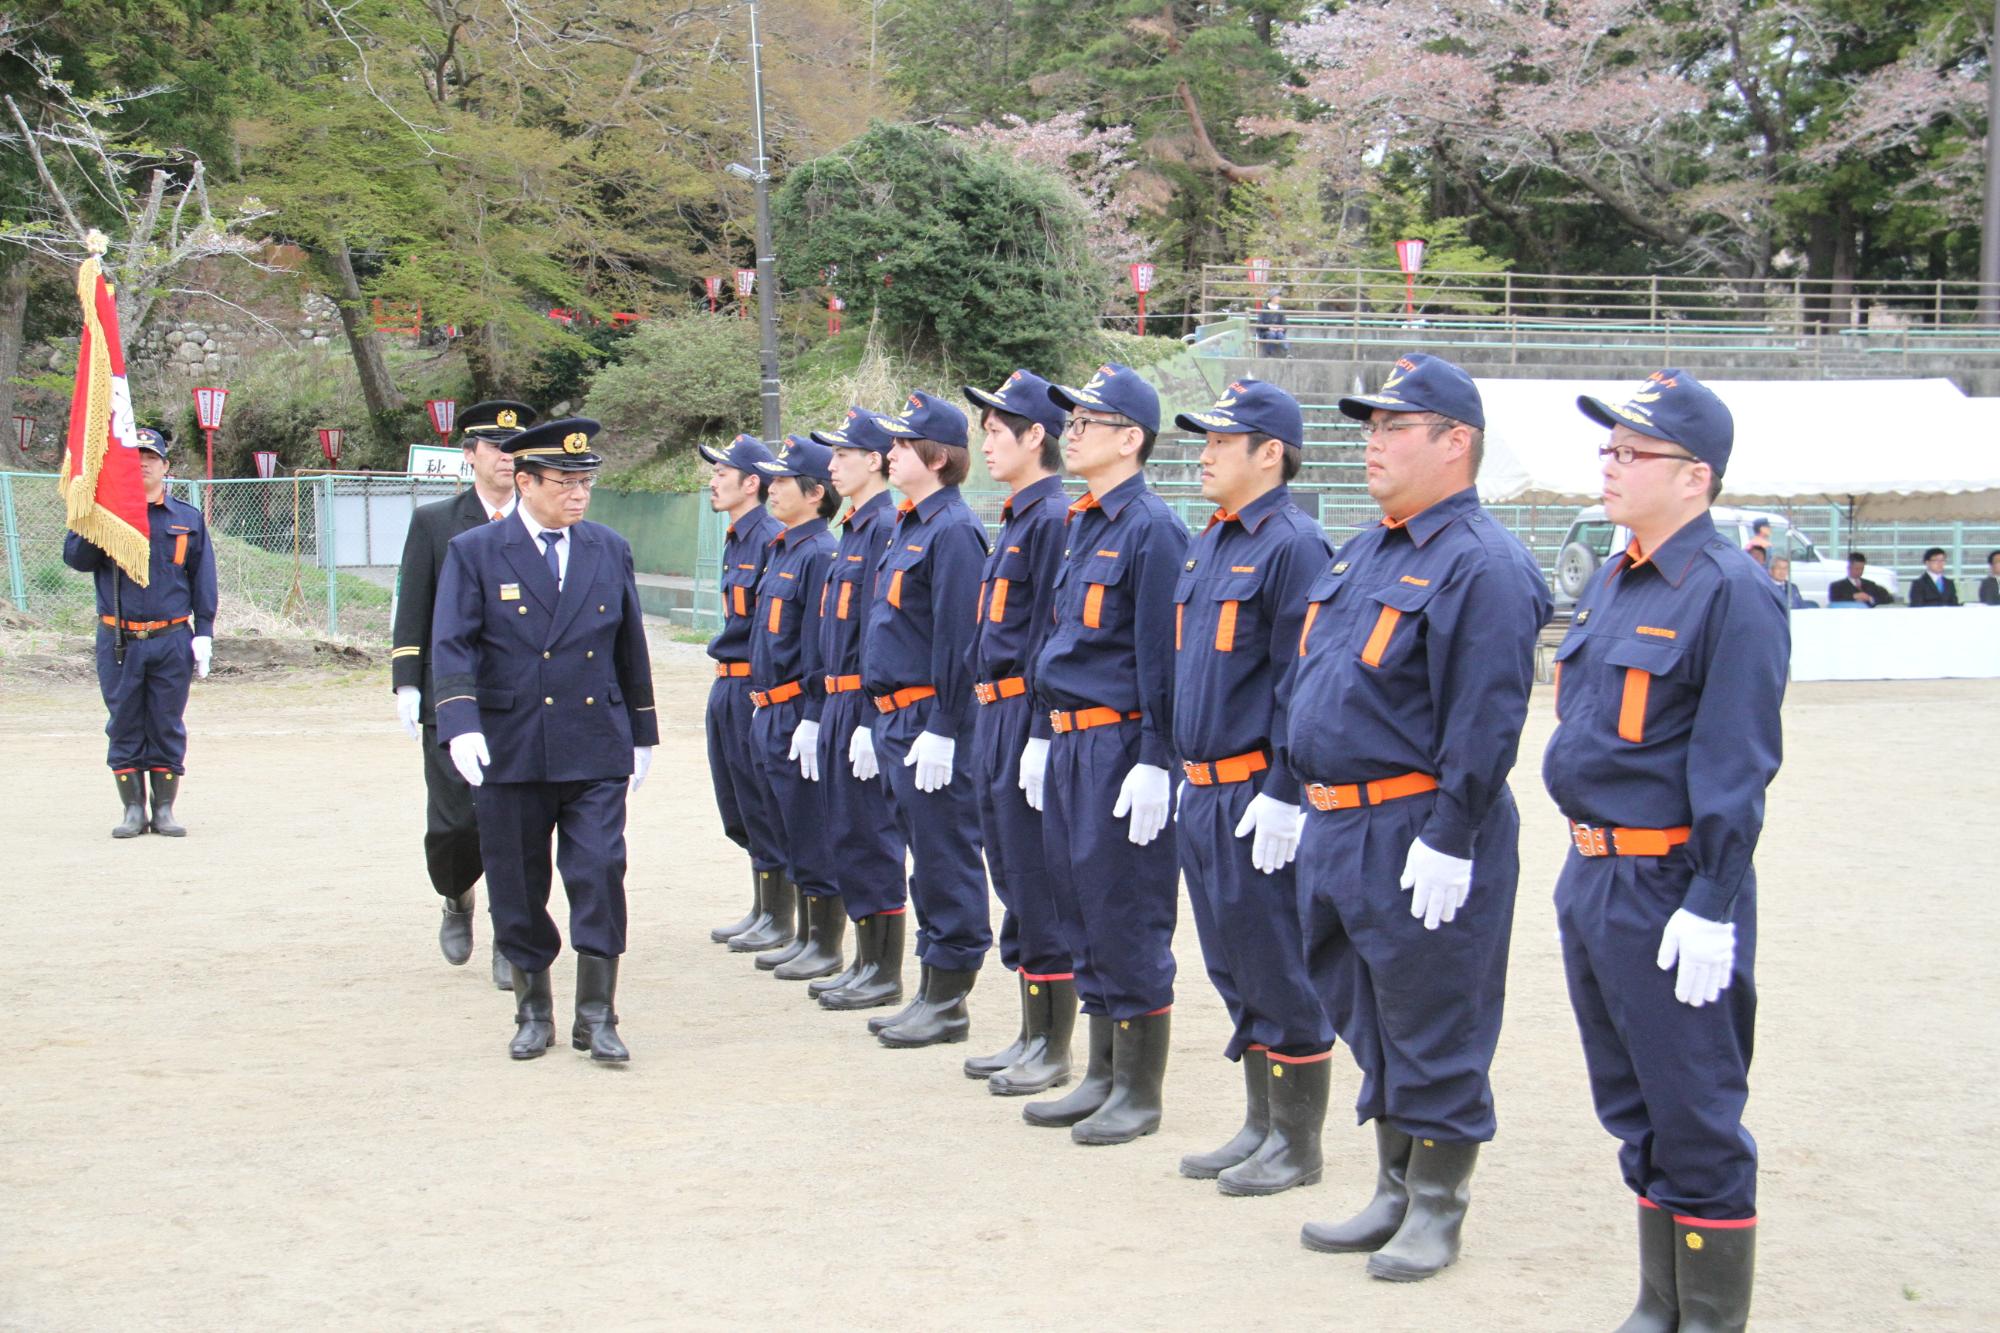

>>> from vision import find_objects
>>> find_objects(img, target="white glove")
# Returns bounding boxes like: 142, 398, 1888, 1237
1233, 793, 1305, 875
448, 731, 490, 787
1656, 908, 1736, 1008
1019, 737, 1049, 811
630, 745, 653, 793
394, 686, 422, 741
849, 724, 879, 781
905, 730, 955, 792
191, 635, 212, 679
1112, 763, 1171, 846
1399, 836, 1473, 930
791, 719, 822, 781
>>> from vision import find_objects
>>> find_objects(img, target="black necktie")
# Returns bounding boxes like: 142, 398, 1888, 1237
540, 531, 561, 590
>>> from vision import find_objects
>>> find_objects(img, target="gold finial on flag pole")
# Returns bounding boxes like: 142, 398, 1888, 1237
84, 229, 109, 256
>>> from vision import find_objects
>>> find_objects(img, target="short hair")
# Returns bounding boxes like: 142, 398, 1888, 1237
1746, 544, 1767, 563
1707, 472, 1723, 502
796, 476, 838, 519
1987, 549, 2000, 565
1247, 431, 1303, 483
1136, 425, 1158, 465
905, 436, 971, 487
1750, 518, 1771, 534
984, 407, 1061, 473
1424, 415, 1484, 477
1847, 551, 1868, 565
1922, 546, 1947, 561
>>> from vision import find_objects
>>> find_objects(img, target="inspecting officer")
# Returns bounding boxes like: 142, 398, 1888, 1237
1282, 354, 1550, 1280
64, 424, 215, 839
1022, 363, 1188, 1146
391, 400, 536, 981
1170, 379, 1335, 1196
697, 434, 786, 950
1544, 372, 1784, 1332
959, 370, 1075, 1094
431, 418, 658, 1063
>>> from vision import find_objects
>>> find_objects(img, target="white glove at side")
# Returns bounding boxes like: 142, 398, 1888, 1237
906, 730, 955, 793
1019, 737, 1049, 811
394, 686, 422, 741
1399, 836, 1473, 930
630, 745, 654, 792
849, 724, 879, 781
1657, 908, 1736, 1007
1234, 793, 1305, 875
1112, 763, 1171, 846
191, 635, 212, 679
791, 719, 822, 781
448, 732, 490, 787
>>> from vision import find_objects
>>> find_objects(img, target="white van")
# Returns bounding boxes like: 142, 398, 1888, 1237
1551, 506, 1892, 607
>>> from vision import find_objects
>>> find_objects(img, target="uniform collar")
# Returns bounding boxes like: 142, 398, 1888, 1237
1381, 485, 1478, 548
1003, 473, 1064, 520
775, 516, 829, 547
841, 488, 894, 529
1617, 510, 1717, 589
1209, 483, 1292, 535
517, 507, 570, 546
1073, 470, 1147, 520
472, 489, 517, 522
896, 485, 959, 525
725, 505, 769, 540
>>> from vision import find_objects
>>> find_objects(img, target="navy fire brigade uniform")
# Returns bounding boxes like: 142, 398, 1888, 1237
1545, 373, 1783, 1326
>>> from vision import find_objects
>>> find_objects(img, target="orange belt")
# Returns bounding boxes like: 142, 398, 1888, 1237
1049, 707, 1141, 735
1569, 821, 1691, 858
824, 674, 863, 694
874, 685, 936, 714
749, 680, 804, 708
1183, 750, 1270, 787
715, 660, 751, 678
1304, 771, 1438, 812
974, 677, 1028, 705
102, 614, 191, 638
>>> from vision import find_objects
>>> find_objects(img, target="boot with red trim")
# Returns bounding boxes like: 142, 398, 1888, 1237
1023, 1012, 1112, 1127
1673, 1216, 1754, 1333
112, 772, 148, 839
1218, 1050, 1328, 1196
1071, 1010, 1170, 1146
989, 975, 1076, 1096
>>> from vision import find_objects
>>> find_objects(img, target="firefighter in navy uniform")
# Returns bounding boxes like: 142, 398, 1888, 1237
391, 400, 537, 981
1280, 354, 1551, 1281
430, 418, 658, 1062
1544, 372, 1784, 1333
64, 424, 216, 838
1168, 380, 1336, 1196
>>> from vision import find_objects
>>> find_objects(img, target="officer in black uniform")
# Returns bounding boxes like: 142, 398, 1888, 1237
391, 400, 537, 981
63, 424, 216, 838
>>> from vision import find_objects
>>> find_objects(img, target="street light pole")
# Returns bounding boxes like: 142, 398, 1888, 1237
747, 0, 782, 439
1981, 0, 2000, 323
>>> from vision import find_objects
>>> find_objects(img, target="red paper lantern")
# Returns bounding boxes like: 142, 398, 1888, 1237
252, 450, 279, 479
425, 399, 457, 441
318, 428, 345, 465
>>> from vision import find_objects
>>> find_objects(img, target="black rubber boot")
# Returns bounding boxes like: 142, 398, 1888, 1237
820, 912, 907, 1011
1219, 1053, 1329, 1196
1024, 1013, 1112, 1127
1302, 1121, 1415, 1253
1615, 1202, 1679, 1333
867, 963, 929, 1032
963, 972, 1029, 1078
775, 894, 847, 981
989, 975, 1076, 1097
491, 943, 511, 990
508, 963, 554, 1060
1366, 1139, 1480, 1281
1071, 1011, 1171, 1146
112, 772, 148, 839
148, 771, 187, 836
1674, 1218, 1754, 1333
878, 966, 976, 1047
710, 865, 764, 942
809, 908, 867, 997
439, 889, 474, 966
571, 953, 630, 1063
754, 883, 813, 970
1180, 1053, 1271, 1179
729, 872, 796, 953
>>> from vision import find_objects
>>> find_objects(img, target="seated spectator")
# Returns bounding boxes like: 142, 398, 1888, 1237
1908, 547, 1960, 607
1768, 556, 1812, 609
1829, 552, 1895, 606
1253, 295, 1290, 359
1979, 550, 1999, 606
1745, 543, 1768, 568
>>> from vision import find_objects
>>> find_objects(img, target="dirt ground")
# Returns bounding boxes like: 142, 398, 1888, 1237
3, 634, 1996, 1331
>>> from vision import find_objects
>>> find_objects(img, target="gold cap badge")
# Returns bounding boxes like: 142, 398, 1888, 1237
562, 432, 589, 454
497, 409, 519, 428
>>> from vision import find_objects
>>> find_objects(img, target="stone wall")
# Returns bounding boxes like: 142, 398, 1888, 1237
126, 290, 346, 380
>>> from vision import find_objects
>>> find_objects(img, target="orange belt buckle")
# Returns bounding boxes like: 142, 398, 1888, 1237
753, 680, 802, 709
874, 685, 937, 714
1183, 750, 1269, 787
974, 677, 1025, 706
1570, 821, 1691, 857
1305, 771, 1437, 813
1049, 706, 1138, 734
1571, 822, 1610, 857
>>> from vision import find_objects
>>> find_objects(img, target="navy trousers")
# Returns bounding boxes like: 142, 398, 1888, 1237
1041, 722, 1177, 1019
1557, 850, 1758, 1219
1297, 787, 1519, 1142
875, 703, 991, 973
1177, 782, 1333, 1060
751, 699, 840, 899
706, 675, 783, 873
971, 695, 1073, 978
420, 723, 483, 899
814, 690, 909, 920
95, 627, 192, 773
473, 777, 629, 973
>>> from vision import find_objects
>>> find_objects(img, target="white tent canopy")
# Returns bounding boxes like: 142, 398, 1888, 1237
1475, 377, 2000, 521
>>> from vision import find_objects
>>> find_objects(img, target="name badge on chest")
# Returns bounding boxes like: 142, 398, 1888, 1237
500, 583, 521, 602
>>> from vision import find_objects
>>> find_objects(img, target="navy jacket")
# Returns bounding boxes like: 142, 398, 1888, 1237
753, 518, 836, 721
816, 489, 900, 681
862, 486, 989, 738
710, 505, 783, 663
64, 494, 218, 635
968, 474, 1070, 741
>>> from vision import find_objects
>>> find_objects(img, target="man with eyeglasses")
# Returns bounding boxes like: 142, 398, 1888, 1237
431, 418, 658, 1062
1544, 371, 1785, 1331
1282, 353, 1549, 1281
1021, 363, 1188, 1146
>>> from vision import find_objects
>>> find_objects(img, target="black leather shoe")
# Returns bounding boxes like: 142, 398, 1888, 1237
730, 872, 797, 953
988, 974, 1076, 1096
963, 971, 1029, 1078
1673, 1216, 1754, 1333
1366, 1138, 1480, 1281
112, 772, 148, 839
753, 882, 813, 970
439, 889, 474, 966
878, 966, 976, 1047
710, 865, 764, 942
1181, 1052, 1270, 1178
571, 953, 630, 1063
148, 771, 187, 836
819, 912, 907, 1011
1023, 1012, 1112, 1127
1303, 1120, 1415, 1253
1616, 1201, 1680, 1332
775, 894, 847, 981
1071, 1010, 1170, 1145
1219, 1053, 1329, 1196
508, 963, 554, 1060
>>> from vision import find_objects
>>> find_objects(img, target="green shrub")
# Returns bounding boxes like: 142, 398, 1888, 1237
581, 315, 761, 468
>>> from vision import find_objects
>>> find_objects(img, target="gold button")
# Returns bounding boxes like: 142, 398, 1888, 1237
542, 651, 551, 660
1119, 1020, 1130, 1030
586, 650, 594, 659
518, 606, 528, 615
1422, 1139, 1435, 1149
1685, 1234, 1704, 1252
1272, 1065, 1285, 1079
585, 697, 595, 705
544, 697, 554, 706
1027, 984, 1040, 996
598, 604, 606, 612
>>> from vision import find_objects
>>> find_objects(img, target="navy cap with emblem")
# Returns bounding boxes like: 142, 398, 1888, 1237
130, 424, 173, 458
1174, 378, 1304, 449
459, 400, 538, 441
875, 390, 969, 449
698, 433, 777, 474
1049, 362, 1161, 436
964, 369, 1067, 442
1338, 352, 1485, 431
810, 404, 896, 456
504, 416, 603, 471
1577, 368, 1734, 474
755, 434, 835, 484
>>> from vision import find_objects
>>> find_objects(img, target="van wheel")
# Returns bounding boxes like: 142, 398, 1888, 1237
1556, 542, 1599, 599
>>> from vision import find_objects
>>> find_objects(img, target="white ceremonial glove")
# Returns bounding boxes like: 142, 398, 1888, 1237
629, 746, 653, 793
906, 730, 955, 793
849, 723, 879, 781
1656, 908, 1736, 1008
448, 731, 490, 788
191, 635, 212, 679
791, 719, 822, 781
1019, 737, 1049, 812
1399, 837, 1474, 930
394, 686, 422, 741
1234, 793, 1305, 875
1112, 763, 1171, 846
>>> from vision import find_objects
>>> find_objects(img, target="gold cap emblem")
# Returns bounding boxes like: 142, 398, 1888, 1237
497, 409, 519, 428
562, 431, 589, 454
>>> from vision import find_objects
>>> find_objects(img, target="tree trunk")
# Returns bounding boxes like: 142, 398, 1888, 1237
1804, 209, 1836, 331
0, 261, 30, 470
324, 239, 405, 423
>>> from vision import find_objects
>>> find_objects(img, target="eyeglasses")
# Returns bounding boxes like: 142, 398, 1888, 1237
1065, 415, 1133, 436
1363, 417, 1440, 439
1598, 445, 1697, 466
527, 473, 598, 493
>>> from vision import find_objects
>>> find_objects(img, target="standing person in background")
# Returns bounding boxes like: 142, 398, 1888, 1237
1908, 547, 1960, 606
1978, 550, 2000, 605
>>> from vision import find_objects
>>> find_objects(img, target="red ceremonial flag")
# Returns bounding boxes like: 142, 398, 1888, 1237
61, 234, 150, 586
